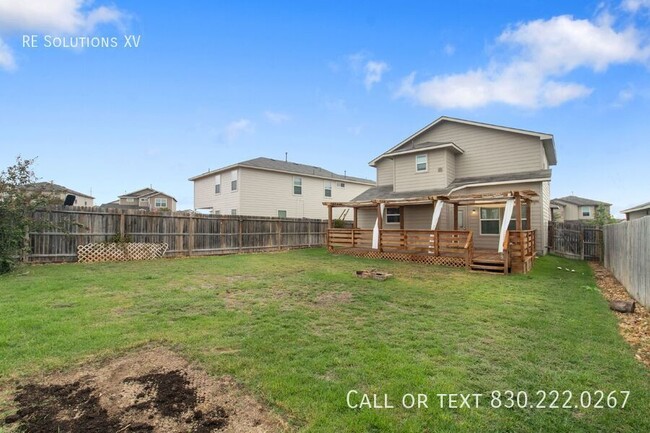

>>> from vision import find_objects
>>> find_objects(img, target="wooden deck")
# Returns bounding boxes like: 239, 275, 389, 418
327, 228, 536, 274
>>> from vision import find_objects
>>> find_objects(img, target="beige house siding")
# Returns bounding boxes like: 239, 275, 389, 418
195, 167, 371, 219
376, 159, 394, 187
147, 194, 176, 211
410, 121, 543, 178
541, 181, 550, 251
394, 149, 449, 192
628, 210, 650, 221
193, 170, 241, 214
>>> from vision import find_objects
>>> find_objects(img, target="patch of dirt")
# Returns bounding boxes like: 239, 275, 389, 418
3, 347, 288, 433
589, 262, 650, 368
312, 291, 352, 307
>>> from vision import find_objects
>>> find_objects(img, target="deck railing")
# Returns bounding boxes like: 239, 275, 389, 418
327, 228, 472, 257
508, 229, 536, 273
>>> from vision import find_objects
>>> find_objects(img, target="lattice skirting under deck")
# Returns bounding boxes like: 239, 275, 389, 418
330, 248, 466, 267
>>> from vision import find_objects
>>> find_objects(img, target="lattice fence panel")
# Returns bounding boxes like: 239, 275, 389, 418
77, 243, 168, 263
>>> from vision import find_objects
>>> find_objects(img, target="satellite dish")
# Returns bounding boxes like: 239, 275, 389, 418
63, 194, 76, 206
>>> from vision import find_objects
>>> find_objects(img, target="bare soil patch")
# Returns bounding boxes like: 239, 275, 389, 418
3, 347, 288, 433
313, 291, 352, 307
589, 262, 650, 368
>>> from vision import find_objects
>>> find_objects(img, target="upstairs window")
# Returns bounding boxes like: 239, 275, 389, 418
215, 174, 221, 194
581, 206, 591, 217
416, 154, 428, 172
324, 181, 332, 197
155, 198, 168, 208
230, 170, 238, 191
386, 207, 401, 224
293, 176, 302, 195
231, 209, 237, 215
337, 182, 345, 188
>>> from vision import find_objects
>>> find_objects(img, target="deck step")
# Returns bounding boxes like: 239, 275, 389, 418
470, 263, 505, 271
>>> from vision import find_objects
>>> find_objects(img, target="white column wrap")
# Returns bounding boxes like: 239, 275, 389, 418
430, 201, 444, 230
498, 199, 515, 253
371, 203, 385, 250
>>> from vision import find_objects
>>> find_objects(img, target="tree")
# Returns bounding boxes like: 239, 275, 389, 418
0, 157, 54, 273
589, 204, 617, 227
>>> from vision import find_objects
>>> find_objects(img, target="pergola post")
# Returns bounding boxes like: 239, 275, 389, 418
515, 193, 522, 230
327, 204, 333, 229
353, 207, 358, 229
525, 199, 531, 229
453, 203, 459, 230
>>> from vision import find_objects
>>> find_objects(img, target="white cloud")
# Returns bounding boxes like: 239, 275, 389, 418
443, 43, 455, 56
221, 119, 253, 142
622, 0, 650, 12
396, 14, 650, 109
264, 111, 291, 124
346, 52, 389, 90
0, 37, 15, 70
364, 60, 388, 90
0, 0, 125, 34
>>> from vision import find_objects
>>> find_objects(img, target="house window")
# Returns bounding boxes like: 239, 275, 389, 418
215, 174, 221, 194
416, 154, 428, 172
139, 198, 149, 205
126, 198, 135, 203
155, 198, 168, 208
231, 209, 237, 215
508, 204, 529, 230
581, 206, 591, 217
213, 210, 221, 215
230, 170, 238, 191
337, 182, 345, 188
278, 210, 287, 218
324, 181, 332, 198
386, 207, 401, 224
480, 208, 500, 235
293, 176, 302, 195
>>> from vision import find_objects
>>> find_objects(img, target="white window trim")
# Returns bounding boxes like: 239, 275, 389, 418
278, 209, 287, 218
415, 154, 428, 173
215, 174, 221, 195
385, 207, 401, 224
479, 207, 501, 236
293, 176, 303, 196
154, 198, 168, 208
324, 181, 332, 198
230, 169, 238, 192
581, 206, 591, 217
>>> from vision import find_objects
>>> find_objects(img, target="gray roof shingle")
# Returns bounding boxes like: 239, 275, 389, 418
551, 195, 611, 207
190, 157, 375, 185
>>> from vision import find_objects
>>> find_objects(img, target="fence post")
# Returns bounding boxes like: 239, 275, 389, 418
119, 212, 125, 239
580, 230, 584, 261
238, 217, 243, 252
307, 221, 311, 247
276, 219, 282, 250
188, 215, 195, 256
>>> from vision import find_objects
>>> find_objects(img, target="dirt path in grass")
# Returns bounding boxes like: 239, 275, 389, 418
589, 262, 650, 368
3, 347, 289, 433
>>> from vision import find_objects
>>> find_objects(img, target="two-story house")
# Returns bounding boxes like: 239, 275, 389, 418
27, 181, 95, 206
103, 188, 177, 212
550, 196, 611, 222
324, 116, 556, 272
189, 157, 375, 219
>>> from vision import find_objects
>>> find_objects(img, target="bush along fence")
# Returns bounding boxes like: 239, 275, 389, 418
25, 206, 327, 263
603, 216, 650, 308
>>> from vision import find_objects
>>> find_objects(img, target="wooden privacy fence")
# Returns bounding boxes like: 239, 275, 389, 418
603, 217, 650, 308
26, 207, 327, 263
548, 221, 603, 261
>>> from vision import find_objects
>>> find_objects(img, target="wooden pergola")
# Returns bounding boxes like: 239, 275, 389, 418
323, 190, 538, 274
324, 190, 537, 231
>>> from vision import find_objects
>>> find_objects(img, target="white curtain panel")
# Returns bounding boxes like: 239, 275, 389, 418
498, 199, 515, 253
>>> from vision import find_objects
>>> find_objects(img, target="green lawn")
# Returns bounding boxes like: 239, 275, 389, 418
0, 248, 648, 432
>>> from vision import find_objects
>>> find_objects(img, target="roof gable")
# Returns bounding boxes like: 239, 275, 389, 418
551, 195, 611, 207
369, 116, 556, 166
120, 188, 177, 202
621, 201, 650, 214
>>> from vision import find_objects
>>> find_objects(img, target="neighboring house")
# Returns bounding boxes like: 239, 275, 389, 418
110, 188, 177, 212
334, 116, 556, 256
189, 157, 375, 219
27, 181, 95, 206
550, 196, 611, 222
621, 201, 650, 221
